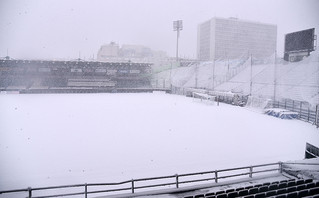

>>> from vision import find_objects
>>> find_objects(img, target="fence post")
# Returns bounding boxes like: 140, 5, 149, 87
316, 105, 319, 128
28, 187, 32, 198
285, 99, 287, 109
175, 174, 179, 188
131, 179, 135, 194
215, 170, 218, 183
299, 102, 302, 119
308, 106, 310, 122
279, 162, 283, 173
249, 166, 253, 178
85, 183, 87, 198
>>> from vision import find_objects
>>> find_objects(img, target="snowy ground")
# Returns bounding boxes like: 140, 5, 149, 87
0, 92, 318, 194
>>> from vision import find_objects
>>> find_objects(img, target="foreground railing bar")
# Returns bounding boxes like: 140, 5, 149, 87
179, 177, 215, 185
0, 188, 29, 194
134, 182, 176, 190
0, 162, 283, 196
217, 162, 279, 173
179, 170, 216, 177
32, 184, 84, 191
252, 168, 280, 174
251, 162, 280, 168
134, 175, 176, 182
87, 187, 132, 194
32, 191, 84, 198
282, 162, 319, 166
217, 172, 250, 180
87, 180, 132, 186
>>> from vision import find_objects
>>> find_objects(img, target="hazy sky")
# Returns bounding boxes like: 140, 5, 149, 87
0, 0, 318, 60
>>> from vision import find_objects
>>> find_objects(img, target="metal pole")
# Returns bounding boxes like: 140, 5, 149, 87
249, 167, 253, 178
249, 54, 253, 96
28, 187, 32, 198
274, 51, 277, 102
316, 104, 319, 127
85, 183, 88, 198
175, 174, 179, 188
176, 30, 179, 62
195, 63, 198, 88
131, 179, 135, 194
212, 59, 215, 91
215, 170, 218, 183
279, 162, 283, 173
169, 62, 173, 90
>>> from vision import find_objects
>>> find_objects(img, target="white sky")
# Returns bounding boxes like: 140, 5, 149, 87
0, 0, 318, 60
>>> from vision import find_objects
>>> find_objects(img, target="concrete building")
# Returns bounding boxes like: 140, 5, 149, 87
97, 43, 167, 63
197, 17, 277, 61
97, 42, 119, 60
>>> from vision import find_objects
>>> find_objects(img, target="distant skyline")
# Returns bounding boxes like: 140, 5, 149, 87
0, 0, 318, 60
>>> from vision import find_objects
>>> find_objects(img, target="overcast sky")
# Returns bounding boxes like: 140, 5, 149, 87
0, 0, 318, 60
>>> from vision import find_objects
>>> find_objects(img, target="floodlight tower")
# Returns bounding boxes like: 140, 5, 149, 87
173, 20, 183, 62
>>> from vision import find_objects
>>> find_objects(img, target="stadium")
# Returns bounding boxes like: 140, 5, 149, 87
1, 50, 319, 198
0, 9, 319, 198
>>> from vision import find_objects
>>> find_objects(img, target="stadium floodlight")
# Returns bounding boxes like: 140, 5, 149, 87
173, 20, 183, 62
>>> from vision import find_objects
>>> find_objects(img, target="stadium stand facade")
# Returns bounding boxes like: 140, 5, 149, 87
0, 59, 153, 93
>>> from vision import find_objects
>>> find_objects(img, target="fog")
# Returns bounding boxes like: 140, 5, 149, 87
0, 0, 319, 60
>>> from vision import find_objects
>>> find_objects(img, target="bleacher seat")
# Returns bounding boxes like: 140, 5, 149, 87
248, 187, 258, 194
254, 192, 266, 198
259, 186, 268, 193
287, 181, 296, 187
245, 185, 254, 190
182, 179, 319, 198
287, 186, 297, 193
305, 179, 313, 184
254, 184, 263, 188
275, 194, 286, 198
216, 193, 227, 198
269, 184, 278, 191
296, 179, 305, 185
297, 184, 306, 191
235, 187, 244, 192
277, 188, 287, 195
205, 192, 215, 197
310, 187, 319, 196
227, 191, 238, 198
278, 183, 288, 188
215, 190, 225, 195
238, 189, 249, 196
225, 189, 235, 193
265, 190, 277, 197
298, 189, 309, 197
307, 183, 316, 189
286, 191, 298, 198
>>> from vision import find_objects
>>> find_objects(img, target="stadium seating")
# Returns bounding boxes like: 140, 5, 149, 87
183, 179, 319, 198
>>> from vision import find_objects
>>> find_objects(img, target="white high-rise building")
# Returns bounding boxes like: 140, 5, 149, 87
197, 17, 277, 61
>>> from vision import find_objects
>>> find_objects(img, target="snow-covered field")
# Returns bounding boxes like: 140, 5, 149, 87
0, 92, 318, 192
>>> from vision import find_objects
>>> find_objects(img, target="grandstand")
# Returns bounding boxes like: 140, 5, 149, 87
0, 59, 154, 93
164, 51, 319, 107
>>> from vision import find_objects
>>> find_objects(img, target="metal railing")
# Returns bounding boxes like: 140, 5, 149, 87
0, 162, 283, 198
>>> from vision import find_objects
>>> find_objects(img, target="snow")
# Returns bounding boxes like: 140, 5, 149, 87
159, 51, 319, 107
0, 92, 318, 194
